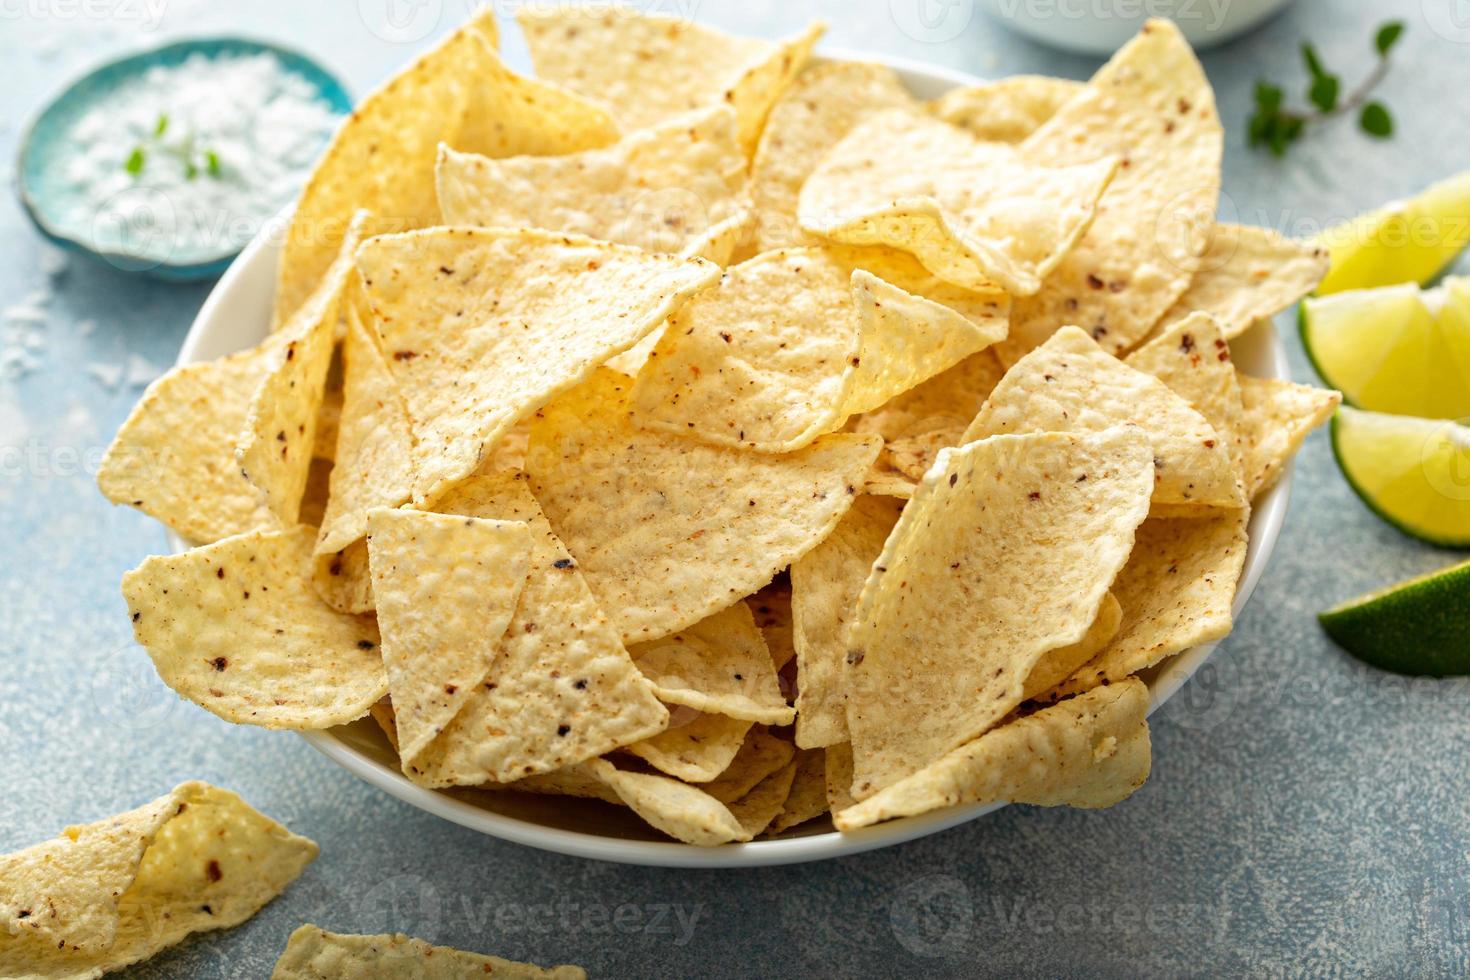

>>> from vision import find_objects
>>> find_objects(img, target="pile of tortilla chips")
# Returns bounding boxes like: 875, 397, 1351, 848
101, 9, 1340, 846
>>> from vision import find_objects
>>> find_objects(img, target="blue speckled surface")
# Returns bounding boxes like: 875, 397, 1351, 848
4, 1, 1469, 976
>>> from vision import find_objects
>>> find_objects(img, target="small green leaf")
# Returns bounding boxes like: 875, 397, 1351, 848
124, 147, 145, 177
1375, 21, 1404, 56
1301, 42, 1327, 79
205, 150, 221, 177
153, 113, 168, 137
184, 159, 198, 180
1360, 102, 1393, 137
1309, 73, 1340, 113
1254, 80, 1283, 113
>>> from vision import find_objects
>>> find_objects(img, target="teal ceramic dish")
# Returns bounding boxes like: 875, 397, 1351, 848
15, 37, 351, 282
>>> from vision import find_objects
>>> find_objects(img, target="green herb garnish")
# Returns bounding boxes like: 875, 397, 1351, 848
153, 113, 169, 137
124, 147, 145, 177
1249, 21, 1404, 156
205, 149, 221, 177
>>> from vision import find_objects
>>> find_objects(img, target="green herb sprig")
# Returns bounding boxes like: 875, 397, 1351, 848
123, 112, 225, 181
1249, 21, 1404, 157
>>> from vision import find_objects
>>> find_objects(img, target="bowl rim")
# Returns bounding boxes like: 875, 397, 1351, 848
171, 46, 1292, 868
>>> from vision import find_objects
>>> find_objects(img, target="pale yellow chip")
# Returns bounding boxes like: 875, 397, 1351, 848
272, 925, 586, 979
929, 75, 1084, 143
833, 679, 1150, 831
851, 347, 1006, 444
527, 369, 881, 643
1237, 375, 1341, 499
790, 495, 901, 748
585, 759, 749, 846
860, 464, 917, 500
631, 247, 1007, 452
1001, 19, 1222, 361
726, 757, 799, 838
123, 525, 386, 729
366, 510, 533, 764
748, 582, 797, 671
748, 61, 916, 252
517, 6, 822, 157
273, 10, 618, 326
438, 105, 750, 264
1052, 511, 1248, 697
702, 730, 797, 804
631, 601, 794, 725
504, 762, 624, 806
844, 429, 1154, 797
765, 748, 830, 835
799, 107, 1118, 294
623, 712, 753, 783
1148, 224, 1330, 342
824, 741, 857, 814
0, 782, 316, 978
1021, 591, 1122, 702
963, 326, 1245, 509
239, 212, 367, 525
357, 227, 719, 504
298, 457, 334, 529
401, 473, 669, 787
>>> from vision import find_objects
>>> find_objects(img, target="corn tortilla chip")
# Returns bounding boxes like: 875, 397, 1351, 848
845, 429, 1154, 797
702, 729, 796, 804
583, 759, 749, 846
1001, 19, 1222, 361
357, 227, 719, 504
799, 107, 1118, 294
861, 464, 917, 500
962, 326, 1245, 509
298, 457, 334, 529
929, 75, 1084, 143
366, 510, 533, 764
834, 679, 1150, 830
369, 696, 399, 753
504, 762, 624, 806
623, 712, 753, 784
727, 758, 799, 838
401, 473, 669, 787
851, 347, 1006, 444
272, 925, 586, 980
748, 582, 797, 671
0, 782, 316, 979
1021, 591, 1122, 702
765, 748, 829, 835
824, 741, 857, 814
527, 369, 881, 643
123, 526, 385, 729
273, 10, 618, 325
631, 601, 794, 725
1238, 375, 1340, 499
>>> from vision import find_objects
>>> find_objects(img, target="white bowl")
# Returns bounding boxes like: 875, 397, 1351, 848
978, 0, 1296, 55
173, 49, 1290, 868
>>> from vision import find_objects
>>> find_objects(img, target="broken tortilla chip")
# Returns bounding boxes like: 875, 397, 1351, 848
929, 75, 1084, 143
623, 712, 753, 783
272, 925, 586, 979
584, 759, 749, 846
1237, 375, 1341, 499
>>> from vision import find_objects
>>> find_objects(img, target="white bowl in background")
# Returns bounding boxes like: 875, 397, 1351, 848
978, 0, 1296, 55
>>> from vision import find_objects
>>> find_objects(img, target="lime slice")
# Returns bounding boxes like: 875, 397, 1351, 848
1300, 277, 1470, 418
1316, 168, 1470, 295
1331, 406, 1470, 546
1319, 558, 1470, 675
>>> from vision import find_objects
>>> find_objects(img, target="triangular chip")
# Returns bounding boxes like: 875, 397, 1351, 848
437, 104, 750, 263
702, 730, 796, 804
357, 227, 719, 503
790, 495, 901, 748
962, 326, 1245, 509
273, 9, 618, 325
799, 107, 1118, 294
748, 61, 916, 252
402, 473, 668, 787
765, 748, 830, 835
748, 582, 797, 671
272, 925, 586, 979
824, 741, 857, 814
1237, 375, 1341, 499
0, 782, 316, 978
630, 602, 794, 725
1021, 591, 1122, 702
834, 679, 1151, 831
366, 510, 533, 764
583, 759, 748, 846
623, 712, 753, 783
929, 75, 1084, 143
844, 429, 1154, 797
726, 758, 799, 838
527, 369, 881, 643
122, 526, 386, 729
1001, 19, 1222, 361
517, 6, 822, 157
851, 347, 1006, 444
631, 247, 1007, 452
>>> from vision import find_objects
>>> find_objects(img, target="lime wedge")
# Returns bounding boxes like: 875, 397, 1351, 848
1331, 406, 1470, 546
1320, 558, 1470, 675
1316, 168, 1470, 295
1300, 277, 1470, 418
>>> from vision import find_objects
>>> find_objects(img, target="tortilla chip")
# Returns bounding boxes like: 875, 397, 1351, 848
1237, 375, 1341, 498
824, 741, 857, 814
765, 748, 829, 835
356, 227, 719, 504
799, 107, 1118, 294
1021, 591, 1122, 702
748, 61, 916, 252
438, 104, 749, 263
272, 925, 586, 979
844, 428, 1154, 797
962, 326, 1245, 509
726, 758, 799, 837
834, 679, 1150, 830
273, 10, 617, 325
366, 510, 533, 764
0, 782, 316, 978
517, 7, 822, 157
526, 369, 881, 643
402, 473, 669, 787
929, 75, 1084, 143
584, 759, 748, 846
1001, 19, 1222, 361
504, 762, 624, 806
239, 212, 367, 525
631, 247, 1006, 452
122, 526, 386, 729
298, 457, 334, 528
1053, 511, 1248, 697
97, 338, 280, 544
861, 465, 917, 499
790, 495, 901, 748
631, 601, 794, 725
851, 347, 1006, 444
311, 355, 344, 462
623, 712, 753, 783
748, 582, 797, 671
1148, 224, 1330, 342
369, 697, 399, 753
702, 730, 797, 805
